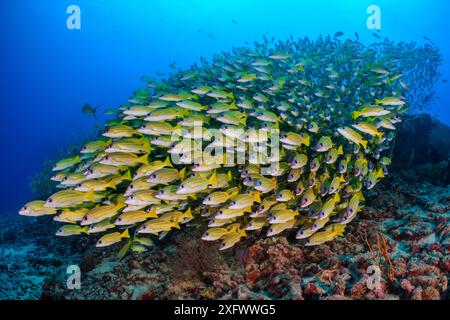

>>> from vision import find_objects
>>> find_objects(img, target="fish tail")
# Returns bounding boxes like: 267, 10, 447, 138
86, 189, 95, 202
337, 145, 344, 155
172, 221, 181, 229
253, 192, 261, 203
188, 193, 197, 200
138, 154, 148, 165
121, 229, 130, 239
184, 208, 193, 219
142, 139, 151, 154
227, 170, 233, 182
352, 111, 360, 120
124, 170, 132, 181
147, 208, 158, 218
361, 140, 368, 149
179, 167, 186, 180
81, 226, 89, 234
208, 171, 218, 186
108, 180, 117, 190
164, 156, 173, 168
375, 99, 381, 105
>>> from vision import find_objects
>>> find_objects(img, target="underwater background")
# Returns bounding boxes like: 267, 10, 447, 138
0, 0, 449, 300
1, 0, 449, 213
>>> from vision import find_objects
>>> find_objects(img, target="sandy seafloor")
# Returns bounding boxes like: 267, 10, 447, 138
1, 115, 449, 300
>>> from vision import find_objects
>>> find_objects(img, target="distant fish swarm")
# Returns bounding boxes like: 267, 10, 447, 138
19, 35, 442, 254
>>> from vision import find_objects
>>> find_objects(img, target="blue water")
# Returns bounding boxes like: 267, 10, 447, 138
0, 0, 449, 213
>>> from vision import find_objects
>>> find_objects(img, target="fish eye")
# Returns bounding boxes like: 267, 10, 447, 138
281, 134, 287, 139
82, 216, 88, 221
130, 184, 134, 189
117, 218, 122, 222
180, 184, 184, 188
98, 240, 102, 244
23, 206, 27, 210
48, 198, 53, 203
292, 160, 298, 165
130, 195, 134, 199
150, 174, 156, 179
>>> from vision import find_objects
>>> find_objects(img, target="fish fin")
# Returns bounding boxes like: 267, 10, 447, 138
122, 170, 132, 181
184, 208, 193, 219
208, 171, 218, 186
360, 140, 368, 149
375, 99, 381, 105
376, 168, 385, 179
142, 139, 151, 154
158, 231, 169, 240
147, 208, 158, 218
188, 193, 197, 200
334, 192, 341, 203
179, 167, 186, 180
118, 240, 132, 259
339, 175, 345, 183
253, 192, 261, 203
227, 170, 233, 182
240, 116, 247, 126
81, 226, 89, 234
352, 111, 360, 120
137, 154, 148, 165
164, 156, 173, 168
86, 189, 95, 202
357, 192, 365, 201
121, 229, 130, 239
337, 145, 344, 155
108, 180, 117, 190
172, 221, 181, 229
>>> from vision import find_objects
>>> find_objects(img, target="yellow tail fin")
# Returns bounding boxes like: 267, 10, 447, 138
121, 229, 130, 239
208, 171, 218, 186
81, 226, 89, 234
227, 170, 232, 182
85, 189, 95, 202
138, 154, 148, 165
146, 208, 158, 218
163, 156, 173, 168
184, 208, 193, 219
179, 167, 186, 180
377, 168, 385, 178
172, 221, 181, 229
253, 192, 261, 203
361, 140, 368, 149
122, 170, 132, 181
337, 145, 343, 155
334, 192, 341, 203
142, 139, 151, 154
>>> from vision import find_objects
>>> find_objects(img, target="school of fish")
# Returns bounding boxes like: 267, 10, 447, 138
19, 36, 442, 255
